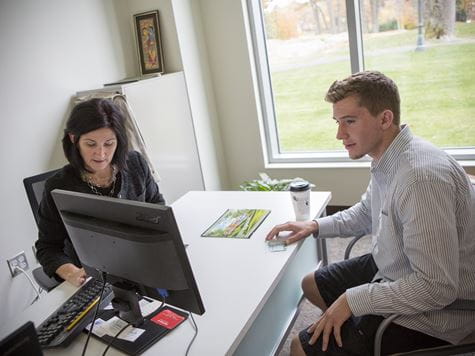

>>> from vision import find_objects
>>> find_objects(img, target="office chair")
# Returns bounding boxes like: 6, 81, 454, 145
343, 231, 475, 355
23, 169, 62, 292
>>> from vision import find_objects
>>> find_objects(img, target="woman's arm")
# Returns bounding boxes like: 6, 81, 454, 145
35, 178, 80, 279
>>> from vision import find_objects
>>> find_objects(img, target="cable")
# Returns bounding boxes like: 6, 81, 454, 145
185, 312, 198, 356
14, 266, 41, 304
81, 274, 108, 356
155, 294, 166, 314
101, 322, 131, 356
103, 294, 165, 355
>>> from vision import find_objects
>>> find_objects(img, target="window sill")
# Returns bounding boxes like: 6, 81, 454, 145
264, 150, 475, 169
265, 161, 371, 169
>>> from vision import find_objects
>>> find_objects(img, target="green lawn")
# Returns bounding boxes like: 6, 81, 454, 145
272, 23, 475, 152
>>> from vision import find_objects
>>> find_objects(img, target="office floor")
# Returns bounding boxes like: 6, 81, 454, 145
278, 236, 371, 356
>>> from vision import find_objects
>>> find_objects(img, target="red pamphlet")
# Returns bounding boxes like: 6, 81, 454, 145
151, 309, 186, 330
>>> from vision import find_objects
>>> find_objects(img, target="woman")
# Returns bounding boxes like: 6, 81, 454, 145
36, 98, 165, 286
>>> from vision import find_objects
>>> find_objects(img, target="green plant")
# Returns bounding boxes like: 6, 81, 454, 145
379, 19, 398, 32
240, 173, 311, 191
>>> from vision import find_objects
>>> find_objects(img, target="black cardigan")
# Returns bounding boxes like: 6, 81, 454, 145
35, 151, 165, 278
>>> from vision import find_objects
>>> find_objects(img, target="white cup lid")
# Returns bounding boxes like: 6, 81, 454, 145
289, 181, 310, 192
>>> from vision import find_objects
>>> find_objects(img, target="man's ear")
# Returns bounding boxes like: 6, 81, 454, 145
380, 110, 394, 129
69, 134, 75, 143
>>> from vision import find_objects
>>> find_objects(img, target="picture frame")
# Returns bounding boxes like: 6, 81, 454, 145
134, 10, 164, 75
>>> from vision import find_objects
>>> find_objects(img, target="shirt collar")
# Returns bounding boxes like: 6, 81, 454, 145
371, 124, 413, 177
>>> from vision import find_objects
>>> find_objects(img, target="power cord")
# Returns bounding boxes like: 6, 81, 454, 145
102, 293, 166, 355
13, 266, 41, 304
185, 312, 198, 356
101, 322, 131, 356
81, 273, 108, 356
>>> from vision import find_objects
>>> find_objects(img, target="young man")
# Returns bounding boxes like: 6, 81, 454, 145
266, 71, 475, 355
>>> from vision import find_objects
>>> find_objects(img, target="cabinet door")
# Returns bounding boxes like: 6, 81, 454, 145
123, 72, 204, 203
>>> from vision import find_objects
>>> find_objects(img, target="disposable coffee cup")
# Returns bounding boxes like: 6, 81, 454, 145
290, 180, 311, 221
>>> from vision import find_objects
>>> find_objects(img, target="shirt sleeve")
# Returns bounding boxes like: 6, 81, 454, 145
316, 181, 373, 238
35, 183, 74, 278
135, 151, 166, 205
346, 180, 459, 316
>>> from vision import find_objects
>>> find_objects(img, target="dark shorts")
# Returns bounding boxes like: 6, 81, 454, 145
298, 253, 450, 355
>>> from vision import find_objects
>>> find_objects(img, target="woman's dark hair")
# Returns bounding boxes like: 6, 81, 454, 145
62, 98, 129, 173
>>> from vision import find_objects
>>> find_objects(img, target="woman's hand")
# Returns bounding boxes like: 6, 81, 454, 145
56, 263, 87, 287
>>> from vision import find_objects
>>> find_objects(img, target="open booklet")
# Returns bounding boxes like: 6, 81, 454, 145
201, 209, 271, 239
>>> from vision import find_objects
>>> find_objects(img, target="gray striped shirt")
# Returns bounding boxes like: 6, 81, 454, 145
317, 125, 475, 344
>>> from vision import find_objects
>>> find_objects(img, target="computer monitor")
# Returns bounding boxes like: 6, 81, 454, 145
51, 189, 205, 326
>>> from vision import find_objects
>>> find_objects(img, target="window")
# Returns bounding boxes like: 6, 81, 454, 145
247, 0, 475, 166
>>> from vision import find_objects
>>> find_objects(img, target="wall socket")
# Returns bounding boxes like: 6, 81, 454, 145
7, 251, 29, 277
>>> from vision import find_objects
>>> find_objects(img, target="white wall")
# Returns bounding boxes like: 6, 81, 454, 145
119, 0, 229, 191
171, 0, 229, 191
0, 0, 134, 331
0, 0, 227, 336
195, 0, 371, 205
120, 0, 184, 73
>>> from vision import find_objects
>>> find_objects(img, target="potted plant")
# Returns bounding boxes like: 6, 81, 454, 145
240, 173, 313, 191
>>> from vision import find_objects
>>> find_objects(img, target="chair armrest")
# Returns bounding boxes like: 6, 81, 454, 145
374, 313, 475, 356
374, 314, 400, 356
391, 342, 475, 356
344, 234, 366, 260
32, 267, 60, 292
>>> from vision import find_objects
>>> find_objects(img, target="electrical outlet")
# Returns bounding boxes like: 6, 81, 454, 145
7, 251, 29, 277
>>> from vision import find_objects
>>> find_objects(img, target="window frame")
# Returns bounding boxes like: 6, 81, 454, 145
246, 0, 475, 167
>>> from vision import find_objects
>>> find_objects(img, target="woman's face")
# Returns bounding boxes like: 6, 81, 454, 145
76, 127, 118, 173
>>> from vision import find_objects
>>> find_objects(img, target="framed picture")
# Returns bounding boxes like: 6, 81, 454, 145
134, 10, 164, 75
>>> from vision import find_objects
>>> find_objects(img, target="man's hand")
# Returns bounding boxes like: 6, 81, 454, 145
265, 220, 318, 245
56, 263, 87, 287
307, 293, 352, 351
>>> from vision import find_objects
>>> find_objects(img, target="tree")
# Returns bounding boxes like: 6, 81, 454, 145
309, 0, 329, 34
369, 0, 381, 33
395, 0, 404, 30
424, 0, 456, 39
326, 0, 337, 34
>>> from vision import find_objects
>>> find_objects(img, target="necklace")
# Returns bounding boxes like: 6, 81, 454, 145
81, 166, 118, 197
86, 178, 116, 197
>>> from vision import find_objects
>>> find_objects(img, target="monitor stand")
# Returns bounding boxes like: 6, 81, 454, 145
93, 283, 189, 355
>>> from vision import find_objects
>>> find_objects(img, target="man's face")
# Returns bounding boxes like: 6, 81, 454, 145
333, 95, 386, 160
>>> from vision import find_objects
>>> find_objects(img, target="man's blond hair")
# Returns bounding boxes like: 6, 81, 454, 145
325, 70, 400, 126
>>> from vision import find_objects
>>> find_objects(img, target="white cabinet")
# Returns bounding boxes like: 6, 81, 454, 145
78, 72, 204, 203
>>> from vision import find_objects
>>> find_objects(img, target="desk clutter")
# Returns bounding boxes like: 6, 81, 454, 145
3, 191, 331, 355
32, 277, 188, 355
36, 278, 113, 348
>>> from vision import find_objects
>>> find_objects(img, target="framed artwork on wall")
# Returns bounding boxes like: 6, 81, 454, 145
134, 10, 164, 75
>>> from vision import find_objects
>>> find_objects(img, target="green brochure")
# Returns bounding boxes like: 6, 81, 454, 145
201, 209, 271, 239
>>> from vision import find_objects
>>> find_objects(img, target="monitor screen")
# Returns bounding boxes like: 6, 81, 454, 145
51, 189, 205, 317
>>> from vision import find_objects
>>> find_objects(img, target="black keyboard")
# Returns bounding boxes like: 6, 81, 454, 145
36, 278, 113, 348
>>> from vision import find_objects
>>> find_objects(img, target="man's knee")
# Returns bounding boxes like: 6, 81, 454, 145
301, 272, 316, 298
290, 334, 306, 356
301, 272, 327, 310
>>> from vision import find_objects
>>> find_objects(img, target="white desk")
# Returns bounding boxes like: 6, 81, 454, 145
10, 190, 331, 355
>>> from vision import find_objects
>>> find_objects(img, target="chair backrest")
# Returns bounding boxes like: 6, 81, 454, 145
23, 169, 62, 292
23, 169, 60, 227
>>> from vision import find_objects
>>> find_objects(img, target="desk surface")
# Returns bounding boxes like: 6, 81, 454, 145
9, 190, 331, 355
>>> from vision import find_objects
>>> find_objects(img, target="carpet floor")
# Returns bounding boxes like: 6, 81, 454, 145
277, 235, 371, 356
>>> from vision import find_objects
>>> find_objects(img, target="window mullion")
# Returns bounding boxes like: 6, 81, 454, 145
346, 0, 365, 73
246, 0, 281, 161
